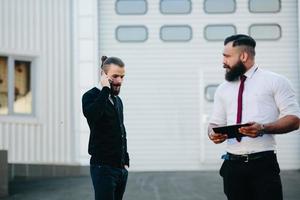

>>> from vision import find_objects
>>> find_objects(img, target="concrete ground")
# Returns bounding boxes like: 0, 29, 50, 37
2, 170, 300, 200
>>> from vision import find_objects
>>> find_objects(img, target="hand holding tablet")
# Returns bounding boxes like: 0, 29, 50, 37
212, 123, 251, 139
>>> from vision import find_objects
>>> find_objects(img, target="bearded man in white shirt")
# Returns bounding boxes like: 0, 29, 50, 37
208, 34, 300, 200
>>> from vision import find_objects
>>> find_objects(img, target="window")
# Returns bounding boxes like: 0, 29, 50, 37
160, 25, 192, 42
116, 0, 147, 15
160, 0, 192, 14
116, 26, 148, 42
205, 84, 219, 102
0, 57, 8, 114
0, 56, 33, 115
204, 25, 236, 41
249, 0, 281, 13
204, 0, 236, 14
249, 24, 281, 40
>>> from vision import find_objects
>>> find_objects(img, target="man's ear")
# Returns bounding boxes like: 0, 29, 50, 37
240, 51, 248, 63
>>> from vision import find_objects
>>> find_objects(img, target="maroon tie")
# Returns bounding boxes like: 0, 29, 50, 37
236, 75, 247, 141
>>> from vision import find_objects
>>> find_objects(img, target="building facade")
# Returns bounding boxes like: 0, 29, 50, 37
0, 0, 300, 171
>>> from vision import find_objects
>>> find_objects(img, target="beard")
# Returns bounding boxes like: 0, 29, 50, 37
224, 60, 247, 82
110, 82, 121, 96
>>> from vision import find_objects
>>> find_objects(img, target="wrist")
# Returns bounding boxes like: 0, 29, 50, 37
258, 123, 267, 136
102, 83, 110, 88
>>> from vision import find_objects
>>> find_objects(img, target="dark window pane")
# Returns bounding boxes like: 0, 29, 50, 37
205, 85, 219, 102
116, 26, 148, 42
14, 60, 32, 114
204, 0, 236, 13
249, 0, 280, 13
249, 24, 281, 40
160, 0, 191, 14
160, 25, 192, 42
205, 25, 236, 41
0, 56, 8, 114
116, 0, 147, 15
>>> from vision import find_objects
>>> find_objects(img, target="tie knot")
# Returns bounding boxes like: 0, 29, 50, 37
240, 75, 247, 82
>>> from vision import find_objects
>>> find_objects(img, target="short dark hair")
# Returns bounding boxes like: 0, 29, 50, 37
101, 56, 125, 72
224, 34, 256, 57
224, 34, 256, 48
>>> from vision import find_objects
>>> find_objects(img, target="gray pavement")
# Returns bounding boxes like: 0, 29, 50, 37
2, 170, 300, 200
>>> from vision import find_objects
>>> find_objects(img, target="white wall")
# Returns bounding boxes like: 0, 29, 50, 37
73, 0, 99, 165
298, 0, 300, 95
0, 0, 74, 164
2, 0, 297, 169
83, 0, 300, 171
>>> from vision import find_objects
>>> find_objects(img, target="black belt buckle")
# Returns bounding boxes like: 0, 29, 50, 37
241, 154, 249, 162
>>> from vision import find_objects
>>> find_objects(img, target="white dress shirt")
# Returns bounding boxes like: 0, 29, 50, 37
209, 66, 300, 155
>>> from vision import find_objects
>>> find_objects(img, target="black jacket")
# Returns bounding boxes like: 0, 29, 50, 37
82, 86, 129, 167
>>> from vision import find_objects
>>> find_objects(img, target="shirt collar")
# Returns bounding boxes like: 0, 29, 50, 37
96, 83, 102, 90
244, 65, 258, 79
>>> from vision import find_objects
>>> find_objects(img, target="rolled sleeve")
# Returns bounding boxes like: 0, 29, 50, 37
273, 76, 300, 118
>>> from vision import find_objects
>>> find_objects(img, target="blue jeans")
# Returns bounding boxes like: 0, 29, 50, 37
90, 165, 128, 200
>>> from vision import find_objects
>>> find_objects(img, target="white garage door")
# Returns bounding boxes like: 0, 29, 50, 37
97, 0, 299, 170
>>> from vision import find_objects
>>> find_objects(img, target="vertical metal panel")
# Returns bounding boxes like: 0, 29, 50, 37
90, 0, 300, 170
74, 0, 99, 163
298, 0, 300, 105
0, 0, 73, 164
0, 122, 44, 163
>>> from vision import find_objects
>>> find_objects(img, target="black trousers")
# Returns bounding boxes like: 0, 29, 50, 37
220, 153, 282, 200
90, 165, 128, 200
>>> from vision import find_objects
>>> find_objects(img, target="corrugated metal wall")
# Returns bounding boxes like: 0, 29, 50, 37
201, 0, 300, 169
1, 0, 298, 170
0, 0, 74, 164
89, 0, 300, 170
95, 0, 212, 170
298, 0, 300, 97
73, 0, 99, 164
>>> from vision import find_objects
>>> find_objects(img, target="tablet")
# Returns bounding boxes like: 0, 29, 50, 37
212, 123, 251, 139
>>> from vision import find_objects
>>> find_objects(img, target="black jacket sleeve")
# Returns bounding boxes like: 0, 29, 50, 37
82, 87, 111, 123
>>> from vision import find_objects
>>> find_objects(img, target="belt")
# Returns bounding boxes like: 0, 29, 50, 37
222, 151, 275, 162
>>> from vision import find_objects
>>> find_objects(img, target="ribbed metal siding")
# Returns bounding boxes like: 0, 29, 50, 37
97, 0, 205, 170
92, 0, 300, 170
201, 0, 300, 170
0, 122, 43, 162
72, 0, 99, 164
0, 0, 73, 164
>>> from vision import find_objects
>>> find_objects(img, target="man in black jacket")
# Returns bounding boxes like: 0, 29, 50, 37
82, 56, 129, 200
